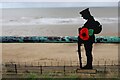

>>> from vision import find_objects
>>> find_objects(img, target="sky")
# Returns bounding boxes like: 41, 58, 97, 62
0, 2, 118, 8
0, 0, 119, 2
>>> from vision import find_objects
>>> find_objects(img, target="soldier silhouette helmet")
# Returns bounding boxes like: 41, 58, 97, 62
79, 8, 91, 20
77, 8, 102, 69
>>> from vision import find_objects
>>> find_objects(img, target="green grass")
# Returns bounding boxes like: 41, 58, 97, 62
23, 71, 120, 80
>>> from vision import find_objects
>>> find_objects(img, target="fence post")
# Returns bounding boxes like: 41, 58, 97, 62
38, 62, 39, 67
14, 64, 17, 74
63, 65, 65, 76
104, 61, 107, 73
40, 65, 42, 74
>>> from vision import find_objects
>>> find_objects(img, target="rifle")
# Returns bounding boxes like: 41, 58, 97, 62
78, 28, 82, 69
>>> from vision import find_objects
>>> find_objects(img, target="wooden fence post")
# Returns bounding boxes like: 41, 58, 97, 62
104, 61, 107, 73
63, 65, 65, 76
14, 64, 17, 74
40, 65, 42, 74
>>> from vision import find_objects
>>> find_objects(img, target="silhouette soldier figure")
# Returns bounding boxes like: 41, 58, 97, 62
78, 8, 102, 69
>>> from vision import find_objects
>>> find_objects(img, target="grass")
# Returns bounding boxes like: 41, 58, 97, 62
25, 71, 120, 80
26, 73, 120, 80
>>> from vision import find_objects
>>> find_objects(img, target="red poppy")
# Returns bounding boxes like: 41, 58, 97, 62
79, 28, 89, 41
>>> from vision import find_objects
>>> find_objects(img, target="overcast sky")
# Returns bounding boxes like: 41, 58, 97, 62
0, 0, 119, 8
0, 0, 119, 2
